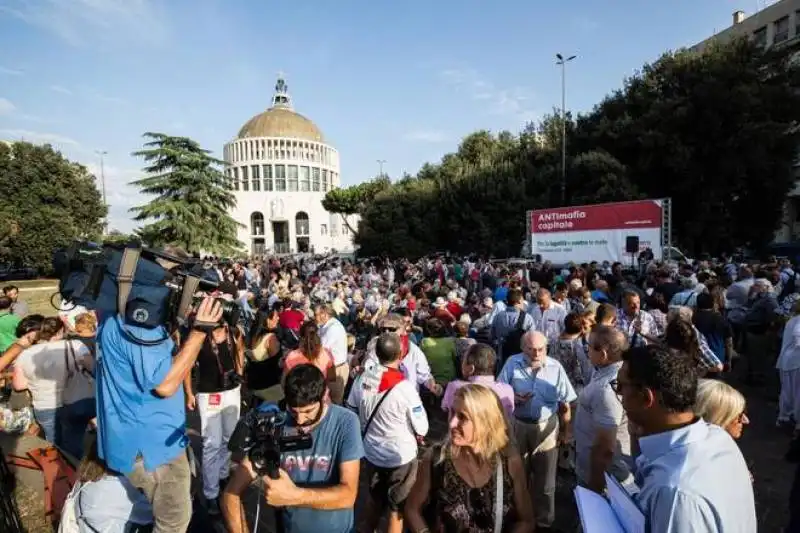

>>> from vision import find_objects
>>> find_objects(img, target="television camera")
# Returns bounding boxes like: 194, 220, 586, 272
228, 404, 313, 478
52, 241, 241, 344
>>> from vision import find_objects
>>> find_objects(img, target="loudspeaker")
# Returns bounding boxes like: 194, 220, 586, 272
625, 236, 640, 254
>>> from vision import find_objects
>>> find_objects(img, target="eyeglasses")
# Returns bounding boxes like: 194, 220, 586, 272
609, 379, 637, 395
379, 327, 400, 333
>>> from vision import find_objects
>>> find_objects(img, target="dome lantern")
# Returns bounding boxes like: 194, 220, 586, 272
236, 74, 324, 142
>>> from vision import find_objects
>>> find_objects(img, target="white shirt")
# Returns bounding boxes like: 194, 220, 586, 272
347, 367, 428, 468
777, 315, 800, 372
319, 317, 348, 366
16, 340, 91, 410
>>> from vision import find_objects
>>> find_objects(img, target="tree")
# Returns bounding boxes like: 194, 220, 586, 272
575, 38, 800, 254
0, 142, 106, 271
354, 37, 800, 258
130, 132, 243, 255
321, 176, 391, 237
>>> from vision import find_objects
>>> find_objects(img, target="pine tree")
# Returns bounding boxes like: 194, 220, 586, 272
130, 132, 243, 254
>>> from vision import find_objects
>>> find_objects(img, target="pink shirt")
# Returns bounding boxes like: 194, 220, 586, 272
441, 375, 515, 417
283, 347, 334, 377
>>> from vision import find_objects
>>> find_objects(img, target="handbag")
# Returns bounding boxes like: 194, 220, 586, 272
63, 340, 94, 406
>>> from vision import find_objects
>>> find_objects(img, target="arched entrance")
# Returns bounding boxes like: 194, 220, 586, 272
295, 211, 310, 253
250, 212, 265, 255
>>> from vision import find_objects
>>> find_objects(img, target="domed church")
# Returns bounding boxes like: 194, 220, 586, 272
224, 76, 357, 255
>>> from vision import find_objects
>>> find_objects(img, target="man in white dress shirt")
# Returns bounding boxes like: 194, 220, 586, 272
315, 303, 349, 404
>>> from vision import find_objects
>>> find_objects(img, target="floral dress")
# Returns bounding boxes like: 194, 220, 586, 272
430, 451, 516, 533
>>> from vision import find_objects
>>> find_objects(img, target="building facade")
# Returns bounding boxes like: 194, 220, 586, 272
691, 1, 800, 243
224, 77, 357, 255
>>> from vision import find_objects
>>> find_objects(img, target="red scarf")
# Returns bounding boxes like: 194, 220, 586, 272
378, 367, 404, 392
400, 335, 410, 359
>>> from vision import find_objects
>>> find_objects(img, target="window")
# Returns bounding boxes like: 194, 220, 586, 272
295, 211, 310, 236
288, 165, 299, 191
753, 26, 768, 48
241, 166, 249, 191
342, 224, 349, 235
250, 212, 265, 236
312, 168, 321, 192
775, 16, 789, 44
251, 165, 260, 191
300, 166, 310, 191
263, 164, 273, 191
275, 165, 286, 191
321, 224, 328, 236
233, 167, 240, 191
322, 170, 328, 192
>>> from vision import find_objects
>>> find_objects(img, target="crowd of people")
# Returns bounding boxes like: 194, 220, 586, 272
1, 253, 800, 533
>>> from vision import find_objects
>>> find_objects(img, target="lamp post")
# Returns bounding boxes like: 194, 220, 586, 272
556, 53, 576, 206
376, 159, 387, 178
95, 150, 108, 234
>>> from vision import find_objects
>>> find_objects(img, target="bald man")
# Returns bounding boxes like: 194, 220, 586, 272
498, 330, 577, 530
573, 325, 634, 495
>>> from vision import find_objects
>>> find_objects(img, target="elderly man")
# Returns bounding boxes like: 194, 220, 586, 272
314, 303, 349, 404
498, 331, 576, 531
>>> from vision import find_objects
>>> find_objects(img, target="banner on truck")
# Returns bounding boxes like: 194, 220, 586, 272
529, 199, 663, 264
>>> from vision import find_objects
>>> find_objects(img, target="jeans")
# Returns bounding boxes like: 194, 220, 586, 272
127, 451, 192, 533
33, 407, 59, 443
59, 398, 96, 459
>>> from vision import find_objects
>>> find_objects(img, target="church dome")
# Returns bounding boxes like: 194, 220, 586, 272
236, 78, 324, 142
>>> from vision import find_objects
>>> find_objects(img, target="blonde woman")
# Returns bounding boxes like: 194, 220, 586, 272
405, 384, 534, 533
695, 379, 750, 440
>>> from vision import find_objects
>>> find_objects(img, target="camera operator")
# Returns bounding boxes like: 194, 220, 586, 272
95, 296, 222, 533
184, 288, 245, 515
222, 364, 363, 533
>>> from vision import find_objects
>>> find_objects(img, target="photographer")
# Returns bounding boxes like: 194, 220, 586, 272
184, 290, 245, 515
95, 297, 223, 533
222, 364, 363, 533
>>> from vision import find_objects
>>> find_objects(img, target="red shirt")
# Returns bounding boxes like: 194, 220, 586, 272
279, 309, 306, 332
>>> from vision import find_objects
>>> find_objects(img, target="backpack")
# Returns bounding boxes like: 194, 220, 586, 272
502, 311, 527, 358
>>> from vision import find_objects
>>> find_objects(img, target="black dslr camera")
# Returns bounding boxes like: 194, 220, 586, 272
228, 404, 312, 478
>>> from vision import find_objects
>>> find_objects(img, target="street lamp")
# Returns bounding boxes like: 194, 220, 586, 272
95, 150, 108, 234
556, 53, 576, 206
376, 159, 387, 178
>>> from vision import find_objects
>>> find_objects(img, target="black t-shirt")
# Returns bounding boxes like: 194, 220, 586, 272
196, 335, 238, 393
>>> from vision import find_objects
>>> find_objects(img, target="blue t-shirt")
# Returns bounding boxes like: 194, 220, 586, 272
96, 315, 187, 474
280, 405, 364, 533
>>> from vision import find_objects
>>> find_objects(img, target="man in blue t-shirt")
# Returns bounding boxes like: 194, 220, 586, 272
222, 364, 364, 533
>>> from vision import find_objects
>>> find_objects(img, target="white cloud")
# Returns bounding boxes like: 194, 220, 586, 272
50, 84, 72, 95
440, 68, 539, 123
0, 98, 16, 115
0, 129, 78, 146
0, 66, 23, 76
0, 0, 169, 47
403, 130, 448, 143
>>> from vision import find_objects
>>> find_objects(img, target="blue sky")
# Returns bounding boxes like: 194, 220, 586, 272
0, 0, 754, 232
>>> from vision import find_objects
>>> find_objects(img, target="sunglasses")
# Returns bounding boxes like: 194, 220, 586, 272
379, 327, 400, 333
